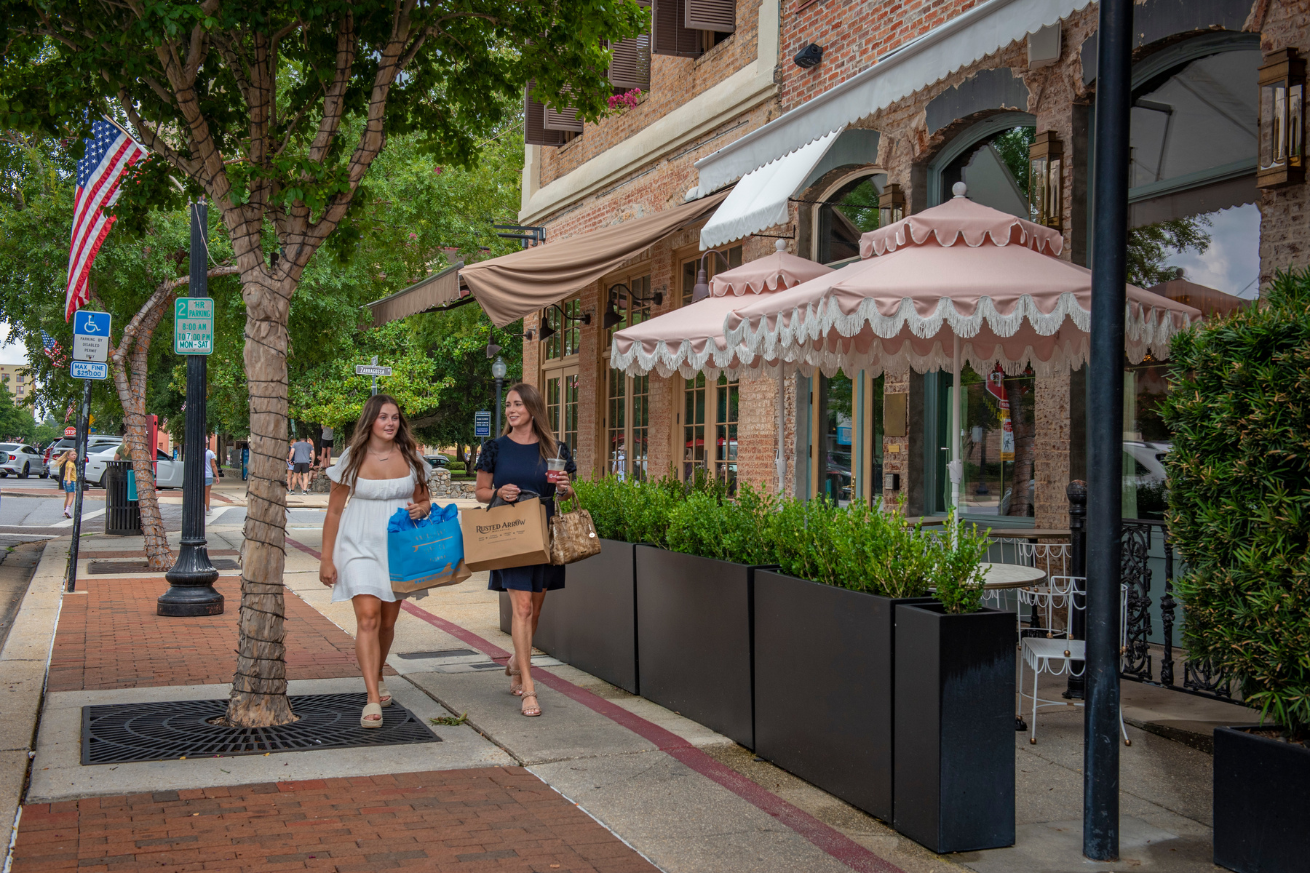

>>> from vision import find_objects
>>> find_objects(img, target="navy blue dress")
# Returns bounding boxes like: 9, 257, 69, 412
476, 436, 577, 593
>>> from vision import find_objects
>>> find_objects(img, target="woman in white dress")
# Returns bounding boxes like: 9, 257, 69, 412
319, 394, 431, 728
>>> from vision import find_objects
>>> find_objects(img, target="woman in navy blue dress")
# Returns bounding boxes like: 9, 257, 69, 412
475, 382, 576, 717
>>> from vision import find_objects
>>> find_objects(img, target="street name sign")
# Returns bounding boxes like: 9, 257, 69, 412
72, 310, 112, 362
355, 364, 393, 377
174, 298, 215, 355
474, 410, 492, 438
70, 361, 109, 380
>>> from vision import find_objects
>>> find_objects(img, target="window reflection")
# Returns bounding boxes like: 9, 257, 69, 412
817, 176, 883, 265
818, 373, 853, 505
1123, 361, 1171, 521
944, 365, 1036, 517
941, 127, 1035, 220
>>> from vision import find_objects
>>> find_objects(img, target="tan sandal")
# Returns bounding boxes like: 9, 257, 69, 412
520, 692, 541, 717
505, 661, 524, 697
360, 702, 383, 728
377, 680, 393, 707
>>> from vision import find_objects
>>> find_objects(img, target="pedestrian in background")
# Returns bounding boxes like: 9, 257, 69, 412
319, 394, 431, 728
474, 382, 576, 718
290, 435, 314, 494
55, 447, 77, 518
319, 426, 334, 468
204, 442, 219, 514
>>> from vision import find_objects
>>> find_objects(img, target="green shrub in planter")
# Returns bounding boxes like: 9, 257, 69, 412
1160, 268, 1310, 740
573, 475, 683, 547
931, 512, 992, 614
666, 484, 780, 565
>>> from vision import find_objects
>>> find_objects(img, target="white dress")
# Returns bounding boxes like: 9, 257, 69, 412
326, 448, 418, 603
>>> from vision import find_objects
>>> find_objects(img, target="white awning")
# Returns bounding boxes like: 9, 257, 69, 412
699, 131, 841, 250
694, 0, 1093, 193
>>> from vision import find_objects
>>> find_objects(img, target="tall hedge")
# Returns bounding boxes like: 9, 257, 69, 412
1161, 269, 1310, 739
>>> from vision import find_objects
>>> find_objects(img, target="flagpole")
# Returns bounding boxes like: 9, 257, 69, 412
65, 379, 92, 592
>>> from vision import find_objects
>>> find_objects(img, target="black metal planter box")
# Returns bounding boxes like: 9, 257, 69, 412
635, 546, 757, 748
496, 540, 639, 694
1213, 725, 1310, 873
893, 603, 1015, 854
754, 570, 933, 823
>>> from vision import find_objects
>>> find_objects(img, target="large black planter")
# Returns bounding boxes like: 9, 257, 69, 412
1213, 725, 1310, 873
754, 570, 933, 822
893, 603, 1015, 854
495, 540, 639, 694
635, 546, 758, 748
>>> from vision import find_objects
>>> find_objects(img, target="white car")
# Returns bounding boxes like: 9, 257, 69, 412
84, 446, 184, 489
0, 443, 43, 478
44, 436, 123, 478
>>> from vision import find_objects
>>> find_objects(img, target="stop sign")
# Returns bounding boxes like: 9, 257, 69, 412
64, 426, 77, 437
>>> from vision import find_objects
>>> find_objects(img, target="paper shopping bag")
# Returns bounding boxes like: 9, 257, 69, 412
462, 496, 550, 572
387, 504, 472, 594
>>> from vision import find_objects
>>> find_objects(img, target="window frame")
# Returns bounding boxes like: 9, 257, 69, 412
808, 168, 887, 266
603, 272, 655, 480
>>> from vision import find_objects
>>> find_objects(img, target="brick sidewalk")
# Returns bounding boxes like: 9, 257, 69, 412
12, 768, 655, 873
49, 577, 393, 692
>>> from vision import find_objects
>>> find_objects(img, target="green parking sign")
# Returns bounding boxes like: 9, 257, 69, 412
174, 297, 214, 355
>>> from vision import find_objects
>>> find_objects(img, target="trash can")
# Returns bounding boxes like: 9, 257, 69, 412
104, 460, 141, 536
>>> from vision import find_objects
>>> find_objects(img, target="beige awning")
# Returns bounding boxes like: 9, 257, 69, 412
366, 262, 465, 327
463, 190, 729, 327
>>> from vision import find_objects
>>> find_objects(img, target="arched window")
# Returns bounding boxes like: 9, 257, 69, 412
928, 111, 1037, 214
813, 171, 886, 265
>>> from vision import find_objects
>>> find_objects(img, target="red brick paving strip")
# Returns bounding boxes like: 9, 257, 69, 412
48, 577, 392, 692
12, 768, 656, 873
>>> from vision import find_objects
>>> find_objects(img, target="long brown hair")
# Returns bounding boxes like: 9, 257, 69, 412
338, 394, 427, 493
503, 382, 558, 461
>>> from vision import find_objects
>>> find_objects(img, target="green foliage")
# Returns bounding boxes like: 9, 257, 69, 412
1161, 268, 1310, 739
0, 381, 33, 440
1126, 217, 1212, 288
666, 485, 780, 566
572, 475, 683, 549
931, 513, 992, 614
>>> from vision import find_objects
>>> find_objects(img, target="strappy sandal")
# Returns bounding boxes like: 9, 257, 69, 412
520, 692, 541, 718
360, 702, 383, 728
377, 680, 393, 707
505, 661, 524, 697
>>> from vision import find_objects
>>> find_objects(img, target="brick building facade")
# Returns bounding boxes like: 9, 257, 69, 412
510, 0, 1303, 528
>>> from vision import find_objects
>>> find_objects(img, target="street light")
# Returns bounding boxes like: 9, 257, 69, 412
491, 356, 508, 435
690, 250, 731, 304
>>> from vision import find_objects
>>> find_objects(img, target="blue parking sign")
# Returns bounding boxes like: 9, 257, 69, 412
73, 310, 112, 337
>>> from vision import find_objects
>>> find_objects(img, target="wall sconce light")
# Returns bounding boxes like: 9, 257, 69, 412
690, 251, 732, 304
605, 283, 664, 328
1259, 48, 1305, 188
794, 43, 824, 69
1028, 130, 1063, 229
537, 304, 590, 341
878, 184, 905, 228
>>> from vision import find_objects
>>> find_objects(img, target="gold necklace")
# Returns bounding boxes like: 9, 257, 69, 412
367, 447, 394, 461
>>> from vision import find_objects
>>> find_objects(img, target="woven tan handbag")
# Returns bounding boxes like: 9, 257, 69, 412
549, 492, 602, 566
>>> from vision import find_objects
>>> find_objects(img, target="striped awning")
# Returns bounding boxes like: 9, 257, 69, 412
366, 262, 465, 327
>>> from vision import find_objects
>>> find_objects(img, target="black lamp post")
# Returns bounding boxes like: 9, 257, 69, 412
491, 356, 508, 433
158, 199, 222, 617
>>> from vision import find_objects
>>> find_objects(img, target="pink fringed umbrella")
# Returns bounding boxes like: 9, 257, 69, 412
722, 184, 1200, 518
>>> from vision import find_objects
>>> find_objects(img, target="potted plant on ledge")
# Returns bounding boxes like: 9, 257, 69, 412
1161, 268, 1310, 873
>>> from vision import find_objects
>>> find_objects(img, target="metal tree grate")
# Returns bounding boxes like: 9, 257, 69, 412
82, 693, 440, 765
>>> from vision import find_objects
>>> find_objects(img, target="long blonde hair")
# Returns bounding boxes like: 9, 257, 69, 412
338, 394, 427, 493
504, 382, 558, 461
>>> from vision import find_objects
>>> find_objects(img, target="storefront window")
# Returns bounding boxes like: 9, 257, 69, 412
680, 245, 741, 306
818, 373, 853, 504
926, 366, 1036, 517
543, 298, 582, 360
939, 124, 1035, 219
1120, 41, 1261, 516
542, 296, 580, 455
605, 275, 652, 480
816, 175, 883, 265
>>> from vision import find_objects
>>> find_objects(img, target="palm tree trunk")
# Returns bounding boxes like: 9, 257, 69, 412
225, 270, 295, 727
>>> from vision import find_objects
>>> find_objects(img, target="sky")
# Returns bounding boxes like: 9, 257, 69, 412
0, 322, 27, 366
1162, 202, 1262, 300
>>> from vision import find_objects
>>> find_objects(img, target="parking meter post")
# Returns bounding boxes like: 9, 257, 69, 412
158, 200, 223, 617
65, 379, 92, 593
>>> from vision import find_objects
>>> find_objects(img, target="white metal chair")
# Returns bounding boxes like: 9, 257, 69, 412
1017, 577, 1130, 746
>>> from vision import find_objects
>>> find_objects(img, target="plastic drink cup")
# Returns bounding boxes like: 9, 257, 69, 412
546, 457, 567, 483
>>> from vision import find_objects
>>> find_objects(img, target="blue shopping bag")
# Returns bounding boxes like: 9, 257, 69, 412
386, 503, 471, 594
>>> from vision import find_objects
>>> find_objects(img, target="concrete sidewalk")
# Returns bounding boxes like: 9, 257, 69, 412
2, 524, 1242, 872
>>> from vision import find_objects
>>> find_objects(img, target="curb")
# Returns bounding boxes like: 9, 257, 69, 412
0, 537, 71, 872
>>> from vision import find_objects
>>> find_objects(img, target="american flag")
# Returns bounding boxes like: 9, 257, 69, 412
66, 118, 146, 321
41, 331, 66, 367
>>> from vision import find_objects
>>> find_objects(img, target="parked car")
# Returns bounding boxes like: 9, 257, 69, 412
0, 443, 43, 478
424, 454, 451, 469
84, 446, 183, 489
43, 436, 122, 478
